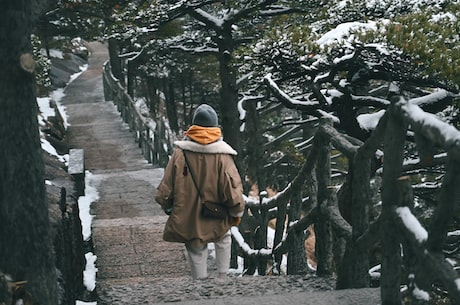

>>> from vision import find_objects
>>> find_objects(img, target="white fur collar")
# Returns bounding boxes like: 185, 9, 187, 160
174, 140, 237, 155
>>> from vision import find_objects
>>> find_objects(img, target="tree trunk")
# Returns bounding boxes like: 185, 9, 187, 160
336, 153, 372, 289
315, 122, 334, 277
217, 38, 241, 164
163, 78, 179, 134
350, 152, 371, 287
108, 37, 123, 84
427, 158, 460, 252
380, 104, 408, 305
145, 76, 158, 117
127, 58, 135, 98
181, 74, 187, 130
0, 1, 58, 304
273, 200, 288, 275
287, 193, 309, 275
337, 111, 387, 289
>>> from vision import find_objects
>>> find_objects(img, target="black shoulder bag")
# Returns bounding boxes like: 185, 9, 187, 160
183, 150, 228, 219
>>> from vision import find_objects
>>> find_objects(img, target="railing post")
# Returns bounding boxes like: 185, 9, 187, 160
103, 64, 112, 102
380, 102, 408, 305
102, 61, 175, 168
68, 149, 85, 197
315, 118, 334, 277
273, 199, 288, 275
144, 127, 151, 163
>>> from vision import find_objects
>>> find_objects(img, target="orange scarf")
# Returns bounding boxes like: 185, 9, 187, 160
185, 125, 222, 145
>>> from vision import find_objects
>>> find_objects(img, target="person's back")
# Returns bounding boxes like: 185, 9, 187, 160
155, 104, 244, 280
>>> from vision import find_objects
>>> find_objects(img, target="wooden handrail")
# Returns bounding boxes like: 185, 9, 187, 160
102, 62, 172, 167
102, 60, 460, 303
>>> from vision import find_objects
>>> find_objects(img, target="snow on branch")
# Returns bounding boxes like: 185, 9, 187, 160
264, 73, 321, 109
191, 8, 224, 29
401, 153, 448, 174
396, 98, 460, 152
169, 45, 218, 55
259, 6, 304, 16
118, 51, 141, 59
357, 110, 386, 132
231, 227, 272, 257
244, 184, 292, 210
395, 207, 428, 244
410, 89, 454, 108
351, 95, 391, 108
230, 2, 298, 23
167, 0, 221, 19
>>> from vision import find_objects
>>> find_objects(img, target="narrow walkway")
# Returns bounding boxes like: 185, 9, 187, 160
62, 42, 190, 301
62, 42, 381, 305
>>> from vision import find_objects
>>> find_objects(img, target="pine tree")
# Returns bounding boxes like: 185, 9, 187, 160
0, 1, 58, 304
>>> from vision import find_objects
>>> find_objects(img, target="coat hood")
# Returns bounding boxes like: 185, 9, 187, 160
174, 140, 237, 155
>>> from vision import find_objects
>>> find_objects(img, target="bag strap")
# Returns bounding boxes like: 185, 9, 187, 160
182, 150, 203, 199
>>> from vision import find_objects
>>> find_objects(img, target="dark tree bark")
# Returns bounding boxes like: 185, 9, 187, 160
273, 199, 288, 274
0, 1, 58, 304
108, 37, 123, 84
315, 121, 334, 277
335, 95, 369, 141
349, 115, 388, 288
243, 99, 270, 274
380, 103, 408, 305
244, 99, 266, 188
217, 36, 241, 164
286, 193, 309, 275
145, 76, 159, 117
127, 58, 135, 98
163, 78, 180, 134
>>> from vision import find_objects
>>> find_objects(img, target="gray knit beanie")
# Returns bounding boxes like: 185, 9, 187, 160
192, 104, 219, 127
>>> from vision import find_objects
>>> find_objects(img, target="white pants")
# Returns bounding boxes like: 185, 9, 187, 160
185, 231, 232, 280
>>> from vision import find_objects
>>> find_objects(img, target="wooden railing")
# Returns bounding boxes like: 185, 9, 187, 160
102, 61, 459, 304
234, 94, 460, 305
102, 62, 172, 167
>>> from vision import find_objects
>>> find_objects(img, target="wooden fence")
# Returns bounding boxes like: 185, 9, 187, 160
102, 62, 459, 304
235, 94, 460, 305
102, 62, 172, 167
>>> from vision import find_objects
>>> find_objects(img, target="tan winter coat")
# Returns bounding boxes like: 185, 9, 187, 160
155, 139, 245, 244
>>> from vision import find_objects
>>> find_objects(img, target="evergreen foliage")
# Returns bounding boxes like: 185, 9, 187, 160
31, 34, 52, 96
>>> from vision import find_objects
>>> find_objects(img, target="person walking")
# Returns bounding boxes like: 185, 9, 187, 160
155, 104, 245, 280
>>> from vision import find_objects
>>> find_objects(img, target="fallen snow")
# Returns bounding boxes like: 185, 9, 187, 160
83, 252, 98, 292
37, 95, 69, 164
78, 171, 100, 241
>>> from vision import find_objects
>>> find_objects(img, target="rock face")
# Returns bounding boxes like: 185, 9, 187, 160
50, 54, 87, 89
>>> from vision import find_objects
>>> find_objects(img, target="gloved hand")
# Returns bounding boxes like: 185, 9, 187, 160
231, 217, 241, 226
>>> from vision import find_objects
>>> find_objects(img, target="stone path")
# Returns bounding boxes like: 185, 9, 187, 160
62, 41, 381, 305
62, 41, 189, 299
